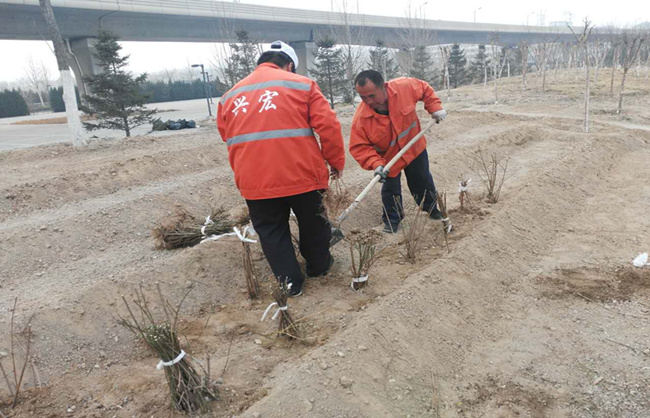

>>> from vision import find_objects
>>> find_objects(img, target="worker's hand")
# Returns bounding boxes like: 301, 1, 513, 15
330, 168, 342, 180
374, 165, 389, 183
431, 109, 447, 124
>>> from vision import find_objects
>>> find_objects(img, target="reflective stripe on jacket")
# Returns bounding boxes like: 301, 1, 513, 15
217, 63, 345, 200
349, 77, 443, 177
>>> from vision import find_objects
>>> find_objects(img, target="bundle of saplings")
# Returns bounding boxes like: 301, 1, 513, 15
152, 206, 250, 250
118, 285, 217, 413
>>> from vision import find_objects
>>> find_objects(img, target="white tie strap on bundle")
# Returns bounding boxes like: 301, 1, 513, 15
200, 224, 258, 244
200, 215, 213, 236
633, 253, 648, 267
441, 217, 453, 233
156, 349, 186, 370
459, 179, 471, 193
261, 302, 288, 321
233, 226, 257, 243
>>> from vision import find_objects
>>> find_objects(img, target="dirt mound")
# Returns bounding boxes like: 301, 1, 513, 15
538, 267, 650, 302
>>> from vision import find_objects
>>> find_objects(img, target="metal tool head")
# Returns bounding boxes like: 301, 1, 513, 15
330, 227, 345, 247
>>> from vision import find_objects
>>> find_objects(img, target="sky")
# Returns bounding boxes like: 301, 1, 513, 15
1, 0, 648, 83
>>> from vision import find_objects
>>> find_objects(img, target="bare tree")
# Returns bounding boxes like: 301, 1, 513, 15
616, 29, 645, 114
590, 35, 609, 85
209, 5, 262, 89
643, 40, 650, 81
604, 27, 621, 94
330, 0, 367, 104
438, 45, 451, 99
398, 3, 438, 79
488, 33, 506, 104
38, 0, 86, 146
519, 40, 530, 90
23, 55, 47, 106
531, 35, 560, 94
568, 18, 594, 133
551, 41, 566, 81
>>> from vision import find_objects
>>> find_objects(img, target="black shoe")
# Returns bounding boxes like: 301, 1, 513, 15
287, 279, 303, 297
383, 223, 399, 233
429, 208, 443, 220
306, 255, 334, 278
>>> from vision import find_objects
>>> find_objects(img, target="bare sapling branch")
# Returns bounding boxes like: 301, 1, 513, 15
242, 241, 260, 299
458, 178, 473, 212
436, 191, 451, 253
0, 298, 34, 409
471, 150, 509, 204
397, 197, 433, 263
267, 280, 301, 340
321, 178, 353, 227
348, 229, 383, 290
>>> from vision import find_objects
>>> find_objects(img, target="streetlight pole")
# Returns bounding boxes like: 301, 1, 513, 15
474, 7, 482, 23
191, 63, 212, 117
419, 1, 428, 19
527, 11, 537, 27
206, 73, 214, 104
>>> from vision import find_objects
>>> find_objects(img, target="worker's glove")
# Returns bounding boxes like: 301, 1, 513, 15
431, 109, 447, 124
374, 165, 389, 183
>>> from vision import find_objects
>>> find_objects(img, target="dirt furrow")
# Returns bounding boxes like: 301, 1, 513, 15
239, 128, 643, 417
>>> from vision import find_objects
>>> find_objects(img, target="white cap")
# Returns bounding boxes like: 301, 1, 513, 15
268, 40, 299, 70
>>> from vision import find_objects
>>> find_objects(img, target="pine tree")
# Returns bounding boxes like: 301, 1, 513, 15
0, 89, 30, 118
48, 87, 80, 112
410, 45, 435, 84
468, 44, 490, 84
228, 30, 259, 83
368, 40, 400, 81
448, 43, 468, 88
81, 29, 156, 137
310, 38, 346, 108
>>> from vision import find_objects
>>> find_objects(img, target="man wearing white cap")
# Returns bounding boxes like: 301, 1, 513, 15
217, 41, 346, 297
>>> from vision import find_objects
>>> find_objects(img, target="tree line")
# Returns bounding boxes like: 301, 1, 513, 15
0, 90, 30, 118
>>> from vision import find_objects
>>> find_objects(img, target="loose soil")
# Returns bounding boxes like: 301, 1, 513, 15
1, 69, 649, 417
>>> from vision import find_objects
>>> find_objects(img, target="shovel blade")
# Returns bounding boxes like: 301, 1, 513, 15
330, 227, 345, 247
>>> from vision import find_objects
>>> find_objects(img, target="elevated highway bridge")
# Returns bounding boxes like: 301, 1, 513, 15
0, 0, 575, 89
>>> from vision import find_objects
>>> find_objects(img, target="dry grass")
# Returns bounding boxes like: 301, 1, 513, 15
11, 115, 94, 125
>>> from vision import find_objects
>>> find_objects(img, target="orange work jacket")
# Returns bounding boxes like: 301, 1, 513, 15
217, 63, 345, 200
349, 77, 443, 177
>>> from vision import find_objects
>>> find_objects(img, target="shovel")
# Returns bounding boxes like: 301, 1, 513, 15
330, 119, 438, 246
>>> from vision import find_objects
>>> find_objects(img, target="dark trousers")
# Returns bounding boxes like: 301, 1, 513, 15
381, 149, 438, 228
246, 190, 332, 285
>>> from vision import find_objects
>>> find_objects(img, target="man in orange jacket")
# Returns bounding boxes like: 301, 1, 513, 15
218, 41, 345, 297
350, 70, 447, 233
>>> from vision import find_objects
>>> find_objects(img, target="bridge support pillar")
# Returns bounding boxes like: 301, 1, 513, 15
66, 37, 101, 98
290, 42, 315, 78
